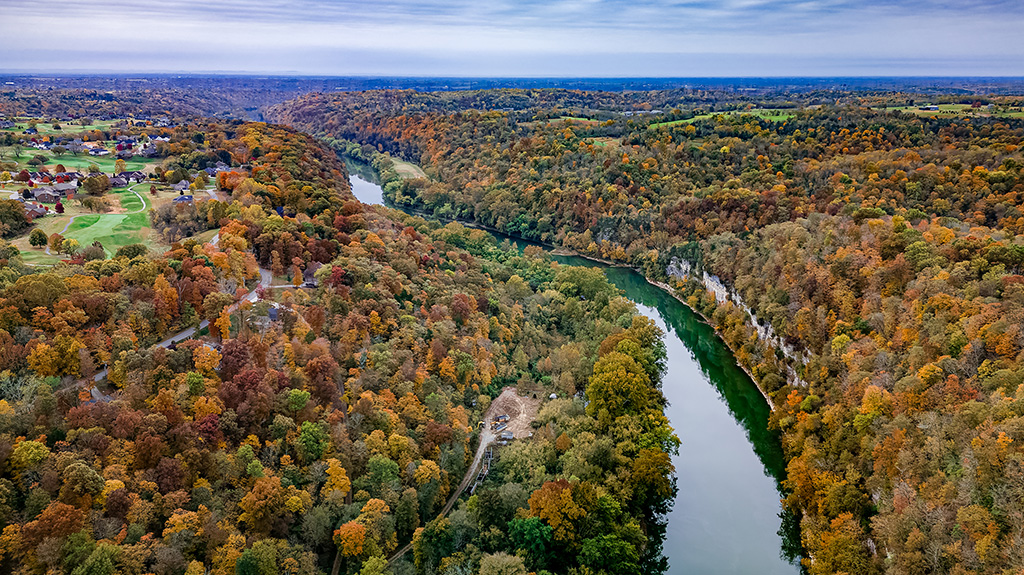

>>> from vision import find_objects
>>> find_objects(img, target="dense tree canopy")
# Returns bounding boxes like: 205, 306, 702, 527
270, 89, 1024, 575
0, 114, 676, 575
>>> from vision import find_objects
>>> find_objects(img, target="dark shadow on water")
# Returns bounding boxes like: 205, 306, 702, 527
490, 233, 802, 569
343, 157, 803, 571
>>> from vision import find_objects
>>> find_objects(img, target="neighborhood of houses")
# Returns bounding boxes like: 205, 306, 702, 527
7, 159, 235, 222
9, 169, 150, 220
18, 132, 164, 159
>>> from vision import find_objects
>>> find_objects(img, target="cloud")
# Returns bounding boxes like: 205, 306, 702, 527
2, 0, 1022, 75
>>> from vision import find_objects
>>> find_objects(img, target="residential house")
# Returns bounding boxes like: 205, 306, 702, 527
173, 195, 194, 204
109, 176, 128, 188
302, 262, 321, 286
123, 171, 147, 183
33, 190, 59, 203
88, 148, 110, 156
172, 180, 191, 193
24, 204, 47, 219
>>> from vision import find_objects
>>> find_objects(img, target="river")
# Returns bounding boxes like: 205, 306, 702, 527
349, 173, 800, 575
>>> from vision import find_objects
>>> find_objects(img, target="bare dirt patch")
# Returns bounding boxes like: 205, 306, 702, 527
486, 387, 541, 439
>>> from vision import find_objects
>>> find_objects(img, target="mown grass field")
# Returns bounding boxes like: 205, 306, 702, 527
1, 119, 121, 136
5, 149, 156, 174
648, 109, 796, 129
190, 228, 219, 245
392, 157, 427, 179
557, 116, 600, 124
10, 184, 181, 264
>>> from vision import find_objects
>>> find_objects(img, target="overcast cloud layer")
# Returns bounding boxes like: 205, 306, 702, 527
3, 0, 1023, 76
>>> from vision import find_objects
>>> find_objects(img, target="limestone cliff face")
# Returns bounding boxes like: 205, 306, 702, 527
668, 256, 809, 388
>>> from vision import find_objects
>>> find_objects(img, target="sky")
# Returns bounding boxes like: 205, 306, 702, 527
3, 0, 1024, 77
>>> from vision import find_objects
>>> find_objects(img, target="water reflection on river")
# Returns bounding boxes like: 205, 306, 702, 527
349, 173, 799, 574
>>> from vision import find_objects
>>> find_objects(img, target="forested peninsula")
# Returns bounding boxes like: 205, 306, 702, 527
0, 116, 677, 574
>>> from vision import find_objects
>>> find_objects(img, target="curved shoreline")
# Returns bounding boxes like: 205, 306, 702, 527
381, 197, 781, 411
349, 169, 802, 572
643, 276, 777, 411
459, 213, 792, 409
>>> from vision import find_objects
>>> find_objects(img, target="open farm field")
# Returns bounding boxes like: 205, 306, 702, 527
649, 108, 795, 129
0, 118, 122, 136
585, 136, 618, 147
883, 104, 1024, 118
392, 157, 427, 179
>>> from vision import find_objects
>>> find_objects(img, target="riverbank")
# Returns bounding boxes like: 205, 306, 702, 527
644, 277, 778, 411
348, 169, 801, 574
375, 188, 786, 411
384, 193, 782, 412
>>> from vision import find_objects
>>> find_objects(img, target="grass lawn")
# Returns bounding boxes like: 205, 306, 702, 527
188, 228, 220, 244
647, 116, 709, 129
585, 137, 618, 148
648, 109, 794, 129
392, 158, 427, 179
11, 184, 176, 264
16, 247, 58, 265
1, 119, 122, 137
746, 109, 797, 121
6, 150, 157, 174
557, 116, 600, 124
43, 154, 155, 173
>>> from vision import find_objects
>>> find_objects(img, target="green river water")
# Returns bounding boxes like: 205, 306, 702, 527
348, 169, 801, 574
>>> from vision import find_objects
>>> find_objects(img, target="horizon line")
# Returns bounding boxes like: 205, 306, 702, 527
3, 72, 1024, 81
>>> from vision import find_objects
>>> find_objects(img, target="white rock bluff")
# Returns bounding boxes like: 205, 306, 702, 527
669, 257, 809, 388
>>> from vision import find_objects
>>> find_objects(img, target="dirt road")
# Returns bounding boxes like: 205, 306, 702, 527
386, 387, 540, 564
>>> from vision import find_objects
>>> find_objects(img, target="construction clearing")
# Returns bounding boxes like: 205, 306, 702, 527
388, 386, 543, 564
486, 387, 541, 439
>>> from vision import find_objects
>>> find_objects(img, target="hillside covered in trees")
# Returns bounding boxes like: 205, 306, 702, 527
269, 89, 1024, 575
0, 115, 677, 575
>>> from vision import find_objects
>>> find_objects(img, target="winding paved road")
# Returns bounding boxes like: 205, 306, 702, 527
87, 266, 271, 392
79, 224, 268, 400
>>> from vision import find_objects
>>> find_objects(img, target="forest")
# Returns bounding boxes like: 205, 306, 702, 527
0, 115, 677, 574
268, 89, 1024, 575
